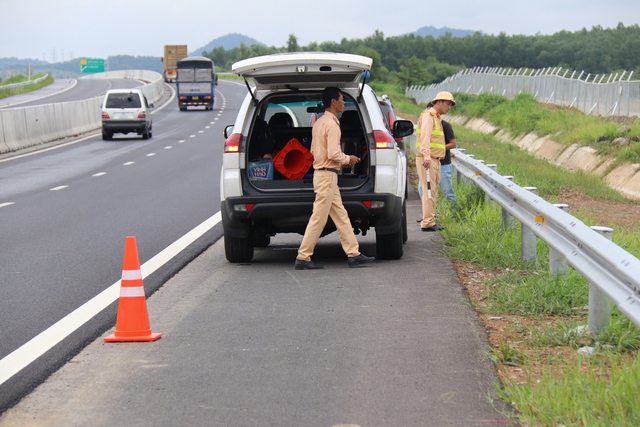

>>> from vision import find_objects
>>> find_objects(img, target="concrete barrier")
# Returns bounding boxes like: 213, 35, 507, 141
0, 70, 164, 154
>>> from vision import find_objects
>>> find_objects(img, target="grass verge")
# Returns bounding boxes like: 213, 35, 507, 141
0, 74, 54, 99
424, 123, 640, 425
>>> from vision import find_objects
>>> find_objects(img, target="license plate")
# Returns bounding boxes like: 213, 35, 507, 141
192, 96, 199, 100
114, 112, 133, 119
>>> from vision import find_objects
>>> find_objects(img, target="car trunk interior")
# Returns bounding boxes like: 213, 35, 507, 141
245, 93, 371, 190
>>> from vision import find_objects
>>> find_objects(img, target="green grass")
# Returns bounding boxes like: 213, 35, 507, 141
0, 74, 54, 99
387, 87, 640, 164
498, 356, 640, 427
417, 122, 640, 425
453, 92, 640, 164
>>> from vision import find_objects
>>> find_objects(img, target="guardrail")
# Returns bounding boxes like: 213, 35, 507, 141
0, 70, 164, 154
451, 148, 640, 334
0, 74, 50, 93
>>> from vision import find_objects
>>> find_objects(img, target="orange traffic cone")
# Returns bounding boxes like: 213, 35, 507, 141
104, 236, 162, 342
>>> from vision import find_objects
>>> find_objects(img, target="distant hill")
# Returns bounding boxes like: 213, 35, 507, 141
0, 57, 49, 69
1, 28, 477, 78
411, 25, 477, 38
191, 33, 264, 56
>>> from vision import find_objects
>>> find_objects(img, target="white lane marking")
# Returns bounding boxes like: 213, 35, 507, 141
146, 153, 156, 157
0, 211, 222, 386
164, 146, 172, 150
123, 162, 135, 166
50, 185, 68, 191
93, 172, 107, 177
178, 140, 185, 143
0, 202, 15, 208
198, 131, 204, 134
0, 85, 177, 164
205, 126, 210, 129
189, 135, 196, 138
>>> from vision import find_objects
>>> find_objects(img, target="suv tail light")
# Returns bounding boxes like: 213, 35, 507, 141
137, 111, 147, 119
374, 130, 395, 149
224, 133, 241, 153
101, 112, 110, 119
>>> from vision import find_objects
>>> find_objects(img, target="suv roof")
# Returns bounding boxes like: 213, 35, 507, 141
232, 52, 373, 91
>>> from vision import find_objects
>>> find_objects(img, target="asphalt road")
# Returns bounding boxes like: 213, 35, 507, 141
0, 190, 511, 426
0, 78, 247, 412
0, 77, 510, 425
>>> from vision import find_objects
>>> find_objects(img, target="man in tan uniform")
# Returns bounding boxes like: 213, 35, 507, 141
295, 87, 375, 270
416, 91, 456, 231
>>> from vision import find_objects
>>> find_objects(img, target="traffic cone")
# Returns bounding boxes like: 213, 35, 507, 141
104, 236, 162, 342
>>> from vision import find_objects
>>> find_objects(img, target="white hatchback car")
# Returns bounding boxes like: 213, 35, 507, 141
101, 89, 153, 140
220, 52, 414, 262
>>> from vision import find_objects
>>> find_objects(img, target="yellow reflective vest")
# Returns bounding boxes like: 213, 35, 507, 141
416, 109, 446, 159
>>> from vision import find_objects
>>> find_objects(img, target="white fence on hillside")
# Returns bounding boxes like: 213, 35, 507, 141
406, 67, 640, 117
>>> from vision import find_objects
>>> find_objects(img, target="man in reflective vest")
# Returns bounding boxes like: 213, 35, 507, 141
416, 91, 456, 231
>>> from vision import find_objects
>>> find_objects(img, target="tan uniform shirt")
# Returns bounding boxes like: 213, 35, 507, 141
311, 111, 350, 170
417, 107, 442, 159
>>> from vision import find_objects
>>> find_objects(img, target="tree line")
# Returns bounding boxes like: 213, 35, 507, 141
203, 23, 640, 89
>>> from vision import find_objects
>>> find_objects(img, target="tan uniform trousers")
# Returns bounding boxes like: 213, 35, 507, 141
416, 156, 441, 228
297, 170, 360, 261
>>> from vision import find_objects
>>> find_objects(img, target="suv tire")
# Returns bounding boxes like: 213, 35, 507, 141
253, 232, 271, 248
102, 130, 112, 140
376, 227, 404, 260
224, 234, 254, 263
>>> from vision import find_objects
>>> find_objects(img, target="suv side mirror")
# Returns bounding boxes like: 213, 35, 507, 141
393, 120, 414, 139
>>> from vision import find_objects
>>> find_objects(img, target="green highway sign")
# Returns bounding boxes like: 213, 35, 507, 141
79, 58, 105, 74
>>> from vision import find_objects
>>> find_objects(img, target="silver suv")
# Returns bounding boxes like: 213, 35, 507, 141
101, 89, 153, 140
220, 52, 413, 263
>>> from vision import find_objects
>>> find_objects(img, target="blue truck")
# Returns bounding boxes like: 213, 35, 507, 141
176, 56, 218, 111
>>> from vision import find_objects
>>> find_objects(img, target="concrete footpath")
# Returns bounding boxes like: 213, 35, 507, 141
0, 190, 512, 426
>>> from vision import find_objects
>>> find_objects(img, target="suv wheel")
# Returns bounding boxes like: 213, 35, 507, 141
102, 130, 112, 140
402, 199, 408, 244
376, 227, 403, 260
224, 234, 254, 262
253, 231, 271, 247
142, 127, 150, 140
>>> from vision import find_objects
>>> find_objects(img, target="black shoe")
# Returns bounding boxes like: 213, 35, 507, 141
421, 224, 445, 232
294, 259, 324, 270
416, 218, 422, 223
348, 254, 375, 268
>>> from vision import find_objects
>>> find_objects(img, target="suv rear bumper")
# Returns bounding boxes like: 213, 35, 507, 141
221, 192, 403, 238
102, 120, 148, 134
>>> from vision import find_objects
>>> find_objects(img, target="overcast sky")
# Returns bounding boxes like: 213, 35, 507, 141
2, 0, 638, 61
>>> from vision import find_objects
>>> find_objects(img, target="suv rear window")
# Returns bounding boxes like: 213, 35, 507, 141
105, 93, 142, 109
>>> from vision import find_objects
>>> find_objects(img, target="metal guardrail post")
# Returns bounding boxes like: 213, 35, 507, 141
486, 164, 497, 206
454, 149, 465, 185
550, 204, 569, 279
588, 226, 614, 335
501, 176, 514, 229
522, 187, 538, 262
